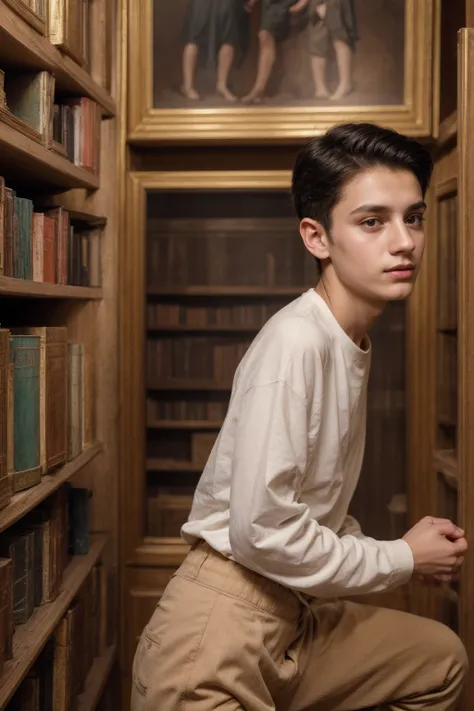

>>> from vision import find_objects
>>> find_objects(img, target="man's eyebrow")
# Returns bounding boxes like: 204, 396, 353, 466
349, 200, 427, 216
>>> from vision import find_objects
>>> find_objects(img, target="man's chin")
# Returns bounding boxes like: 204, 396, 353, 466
384, 281, 416, 301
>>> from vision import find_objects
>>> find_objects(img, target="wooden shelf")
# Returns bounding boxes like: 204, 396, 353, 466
0, 276, 102, 299
0, 0, 115, 117
0, 535, 107, 709
64, 210, 107, 227
0, 443, 102, 534
147, 286, 311, 297
77, 645, 117, 711
437, 110, 457, 149
0, 120, 100, 190
33, 196, 107, 226
148, 325, 260, 333
147, 419, 224, 430
433, 449, 458, 490
149, 380, 232, 391
147, 459, 203, 473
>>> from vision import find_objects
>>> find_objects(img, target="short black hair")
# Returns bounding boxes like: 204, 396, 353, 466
292, 121, 433, 235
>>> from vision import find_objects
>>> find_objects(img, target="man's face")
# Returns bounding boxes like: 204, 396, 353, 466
325, 166, 426, 305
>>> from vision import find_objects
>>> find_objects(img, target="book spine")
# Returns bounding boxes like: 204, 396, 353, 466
0, 331, 11, 511
10, 335, 41, 492
67, 344, 83, 459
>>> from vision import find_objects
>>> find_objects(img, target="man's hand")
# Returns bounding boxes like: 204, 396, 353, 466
403, 516, 467, 579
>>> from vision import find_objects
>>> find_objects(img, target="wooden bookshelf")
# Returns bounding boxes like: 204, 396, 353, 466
146, 459, 203, 473
0, 443, 102, 534
0, 0, 119, 706
150, 379, 233, 391
0, 276, 102, 299
147, 420, 224, 430
148, 286, 310, 297
433, 449, 458, 490
0, 120, 100, 190
148, 325, 260, 333
0, 535, 106, 709
0, 0, 115, 117
407, 26, 474, 707
77, 645, 117, 711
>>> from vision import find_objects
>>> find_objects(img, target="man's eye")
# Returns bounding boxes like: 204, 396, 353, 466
362, 218, 381, 228
406, 214, 425, 225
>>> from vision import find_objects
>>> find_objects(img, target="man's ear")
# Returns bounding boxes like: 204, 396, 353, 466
299, 218, 331, 260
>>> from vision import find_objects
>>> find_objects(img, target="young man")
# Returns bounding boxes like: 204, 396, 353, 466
131, 122, 469, 711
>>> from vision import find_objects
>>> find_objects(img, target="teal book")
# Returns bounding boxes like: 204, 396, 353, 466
9, 335, 41, 492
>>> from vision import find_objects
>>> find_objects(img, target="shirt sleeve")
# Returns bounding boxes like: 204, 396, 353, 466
228, 380, 414, 597
338, 514, 365, 538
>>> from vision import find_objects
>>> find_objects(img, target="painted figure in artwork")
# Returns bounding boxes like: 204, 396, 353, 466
306, 0, 358, 100
242, 0, 357, 103
181, 0, 249, 101
242, 0, 305, 103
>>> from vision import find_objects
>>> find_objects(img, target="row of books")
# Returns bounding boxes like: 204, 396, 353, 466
0, 66, 100, 171
0, 327, 95, 511
146, 396, 229, 422
147, 302, 284, 329
5, 554, 110, 711
0, 484, 92, 678
147, 222, 316, 288
147, 337, 251, 384
0, 181, 101, 286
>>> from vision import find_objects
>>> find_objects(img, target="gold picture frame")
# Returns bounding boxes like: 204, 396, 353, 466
127, 0, 436, 144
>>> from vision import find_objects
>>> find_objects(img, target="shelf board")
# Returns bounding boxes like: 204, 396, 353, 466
147, 286, 311, 297
148, 325, 260, 333
0, 535, 107, 709
433, 449, 458, 490
63, 210, 107, 227
437, 110, 457, 149
0, 443, 102, 534
77, 645, 117, 711
0, 276, 102, 299
147, 419, 224, 430
0, 0, 115, 117
149, 380, 232, 391
32, 197, 107, 226
147, 459, 203, 473
0, 119, 100, 190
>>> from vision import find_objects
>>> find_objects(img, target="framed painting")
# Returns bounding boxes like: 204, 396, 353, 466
127, 0, 437, 143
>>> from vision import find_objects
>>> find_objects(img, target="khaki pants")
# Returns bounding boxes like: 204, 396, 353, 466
131, 541, 468, 710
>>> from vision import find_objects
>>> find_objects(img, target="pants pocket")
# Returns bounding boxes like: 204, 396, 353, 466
132, 628, 161, 699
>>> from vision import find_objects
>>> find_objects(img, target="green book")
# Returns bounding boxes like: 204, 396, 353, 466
9, 335, 41, 492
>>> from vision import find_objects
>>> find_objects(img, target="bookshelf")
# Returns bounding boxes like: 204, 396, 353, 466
406, 21, 474, 709
0, 0, 119, 709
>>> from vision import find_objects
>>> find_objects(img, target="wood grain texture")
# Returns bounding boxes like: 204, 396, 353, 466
457, 27, 474, 706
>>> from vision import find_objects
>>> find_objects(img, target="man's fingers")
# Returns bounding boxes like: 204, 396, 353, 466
432, 520, 465, 539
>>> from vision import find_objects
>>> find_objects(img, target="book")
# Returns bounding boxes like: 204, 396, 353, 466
13, 327, 68, 474
0, 330, 11, 511
9, 335, 41, 492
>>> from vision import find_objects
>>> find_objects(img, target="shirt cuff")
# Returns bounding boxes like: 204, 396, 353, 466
384, 538, 415, 585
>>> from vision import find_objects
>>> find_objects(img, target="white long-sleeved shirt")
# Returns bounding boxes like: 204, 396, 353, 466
181, 288, 414, 597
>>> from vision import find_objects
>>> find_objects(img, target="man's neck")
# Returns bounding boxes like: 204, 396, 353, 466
315, 277, 385, 348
